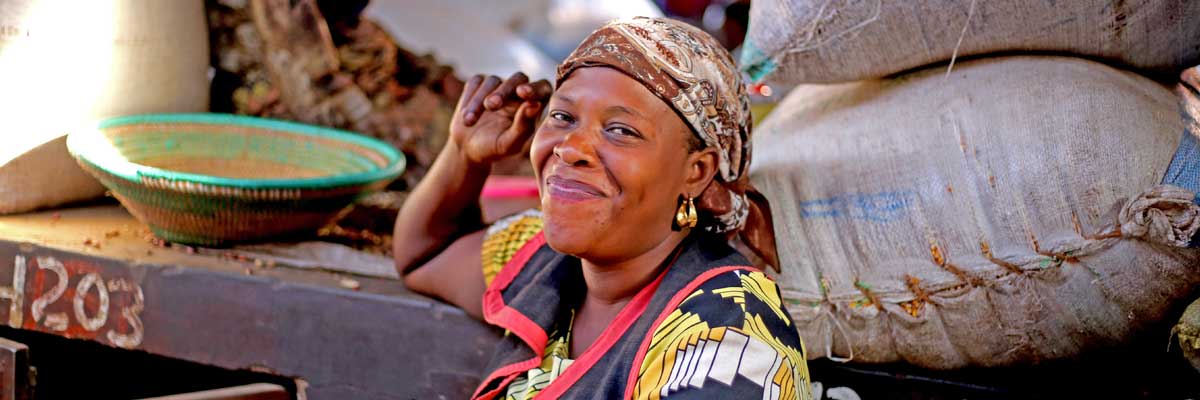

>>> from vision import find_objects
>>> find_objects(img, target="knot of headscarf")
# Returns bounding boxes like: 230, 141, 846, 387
556, 16, 780, 270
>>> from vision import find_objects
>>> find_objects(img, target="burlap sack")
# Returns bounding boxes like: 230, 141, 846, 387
750, 56, 1200, 369
1176, 297, 1200, 373
0, 0, 210, 214
741, 0, 1200, 84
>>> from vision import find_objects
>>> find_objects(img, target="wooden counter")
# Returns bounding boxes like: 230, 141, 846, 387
0, 204, 499, 399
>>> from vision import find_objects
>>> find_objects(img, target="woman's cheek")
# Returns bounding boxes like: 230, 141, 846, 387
529, 128, 556, 182
610, 150, 682, 229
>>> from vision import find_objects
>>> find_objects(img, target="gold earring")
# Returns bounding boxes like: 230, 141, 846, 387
687, 197, 698, 228
676, 196, 698, 229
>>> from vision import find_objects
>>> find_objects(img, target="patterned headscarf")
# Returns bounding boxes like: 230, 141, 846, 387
556, 16, 780, 270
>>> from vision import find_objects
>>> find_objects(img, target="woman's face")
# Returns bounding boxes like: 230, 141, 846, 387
531, 67, 716, 264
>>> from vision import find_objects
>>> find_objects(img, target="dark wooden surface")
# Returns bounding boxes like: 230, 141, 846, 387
0, 337, 31, 400
136, 383, 288, 400
0, 205, 500, 399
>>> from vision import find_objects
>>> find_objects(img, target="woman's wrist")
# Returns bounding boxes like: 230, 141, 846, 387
442, 140, 493, 179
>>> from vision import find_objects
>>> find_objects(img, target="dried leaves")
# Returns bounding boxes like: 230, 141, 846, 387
207, 0, 464, 189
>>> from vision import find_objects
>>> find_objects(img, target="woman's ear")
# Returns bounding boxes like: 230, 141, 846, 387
684, 147, 720, 197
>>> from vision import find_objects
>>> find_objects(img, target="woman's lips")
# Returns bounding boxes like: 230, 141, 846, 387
546, 175, 607, 201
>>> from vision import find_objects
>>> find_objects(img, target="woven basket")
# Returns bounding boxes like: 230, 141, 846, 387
67, 113, 405, 246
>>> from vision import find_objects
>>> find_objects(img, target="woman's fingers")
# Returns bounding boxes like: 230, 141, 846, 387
462, 75, 502, 126
498, 100, 542, 153
456, 75, 485, 112
484, 72, 530, 111
517, 79, 553, 102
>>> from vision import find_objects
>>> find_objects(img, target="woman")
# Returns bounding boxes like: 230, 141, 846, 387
394, 17, 810, 400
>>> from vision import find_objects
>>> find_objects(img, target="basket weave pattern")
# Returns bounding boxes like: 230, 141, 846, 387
71, 114, 403, 246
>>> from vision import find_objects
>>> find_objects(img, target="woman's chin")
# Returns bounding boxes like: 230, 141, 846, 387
541, 215, 602, 257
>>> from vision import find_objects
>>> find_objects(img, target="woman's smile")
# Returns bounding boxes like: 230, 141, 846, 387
545, 174, 609, 202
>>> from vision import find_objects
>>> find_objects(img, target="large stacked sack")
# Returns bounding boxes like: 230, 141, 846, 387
740, 0, 1200, 84
0, 0, 210, 214
750, 56, 1200, 369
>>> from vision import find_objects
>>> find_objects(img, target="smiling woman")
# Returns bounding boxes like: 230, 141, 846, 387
393, 17, 809, 400
534, 67, 703, 267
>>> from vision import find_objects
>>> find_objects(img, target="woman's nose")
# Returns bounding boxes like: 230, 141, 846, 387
552, 129, 598, 167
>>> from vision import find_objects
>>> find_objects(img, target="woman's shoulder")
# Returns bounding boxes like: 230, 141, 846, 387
631, 269, 812, 400
662, 269, 805, 357
481, 209, 544, 286
684, 270, 794, 326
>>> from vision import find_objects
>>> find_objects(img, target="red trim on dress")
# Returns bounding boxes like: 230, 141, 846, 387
621, 265, 756, 400
534, 246, 689, 400
472, 358, 542, 400
472, 232, 549, 400
485, 231, 547, 296
482, 232, 550, 352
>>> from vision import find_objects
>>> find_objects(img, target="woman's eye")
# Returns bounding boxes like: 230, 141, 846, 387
549, 111, 574, 123
607, 126, 641, 138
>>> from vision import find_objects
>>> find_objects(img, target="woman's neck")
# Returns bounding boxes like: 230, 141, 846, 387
570, 231, 690, 357
579, 231, 689, 306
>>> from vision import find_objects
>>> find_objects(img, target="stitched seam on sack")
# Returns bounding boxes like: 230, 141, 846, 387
781, 226, 1126, 315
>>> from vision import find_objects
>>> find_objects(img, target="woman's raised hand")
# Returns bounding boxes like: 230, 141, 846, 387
450, 72, 553, 166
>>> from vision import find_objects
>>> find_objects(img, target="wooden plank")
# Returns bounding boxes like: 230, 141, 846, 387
0, 205, 413, 297
0, 240, 499, 399
135, 383, 287, 400
0, 337, 31, 400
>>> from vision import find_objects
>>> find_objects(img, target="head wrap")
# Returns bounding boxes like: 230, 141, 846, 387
556, 17, 780, 270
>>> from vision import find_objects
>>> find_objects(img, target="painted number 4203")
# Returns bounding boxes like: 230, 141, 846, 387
0, 255, 145, 349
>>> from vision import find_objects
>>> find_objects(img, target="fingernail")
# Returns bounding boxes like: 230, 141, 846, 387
465, 112, 476, 122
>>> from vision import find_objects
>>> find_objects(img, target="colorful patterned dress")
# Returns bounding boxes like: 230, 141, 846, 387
477, 211, 811, 400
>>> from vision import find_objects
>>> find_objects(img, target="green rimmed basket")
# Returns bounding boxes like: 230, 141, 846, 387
67, 113, 405, 246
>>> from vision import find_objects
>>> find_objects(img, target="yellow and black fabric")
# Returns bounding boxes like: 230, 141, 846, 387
502, 310, 575, 400
483, 209, 545, 286
475, 211, 811, 400
630, 271, 810, 400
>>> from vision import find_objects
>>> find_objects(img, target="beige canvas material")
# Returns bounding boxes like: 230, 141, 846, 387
0, 0, 210, 214
0, 136, 106, 214
742, 0, 1200, 84
1176, 297, 1200, 373
750, 56, 1200, 368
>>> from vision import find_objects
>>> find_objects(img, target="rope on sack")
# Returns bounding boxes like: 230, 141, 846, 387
800, 184, 1198, 364
783, 0, 882, 54
944, 0, 978, 78
1118, 185, 1200, 248
812, 274, 855, 363
823, 307, 855, 363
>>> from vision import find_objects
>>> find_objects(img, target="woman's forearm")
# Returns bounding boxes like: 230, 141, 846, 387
393, 142, 491, 275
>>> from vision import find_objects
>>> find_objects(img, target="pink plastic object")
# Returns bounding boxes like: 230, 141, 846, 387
482, 175, 539, 199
